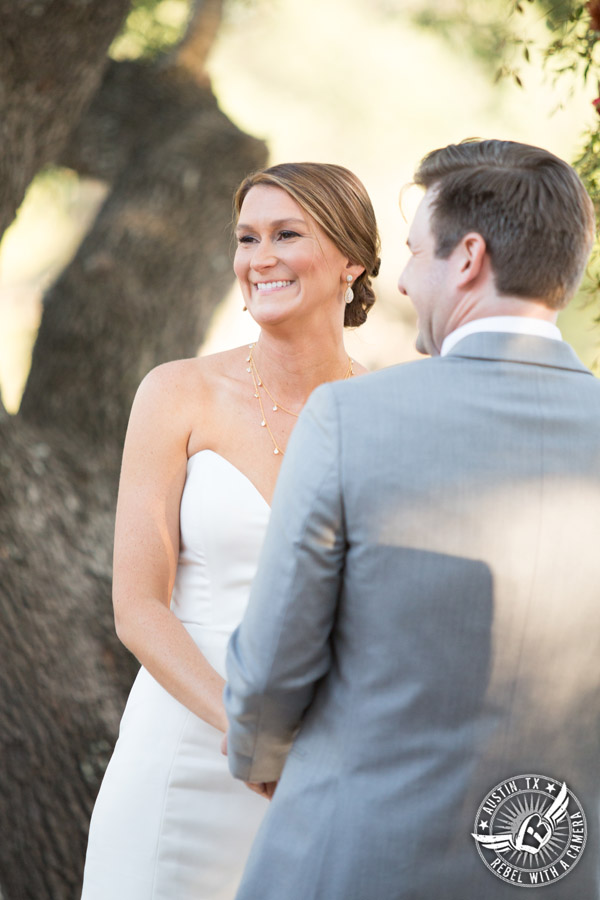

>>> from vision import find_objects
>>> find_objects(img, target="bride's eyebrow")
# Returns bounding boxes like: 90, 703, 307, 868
235, 217, 307, 232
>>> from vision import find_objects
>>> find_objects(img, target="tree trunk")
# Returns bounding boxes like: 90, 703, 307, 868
0, 0, 132, 240
0, 2, 267, 896
21, 57, 264, 453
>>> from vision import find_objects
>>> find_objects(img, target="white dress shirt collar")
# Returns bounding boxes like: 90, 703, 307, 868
440, 316, 562, 357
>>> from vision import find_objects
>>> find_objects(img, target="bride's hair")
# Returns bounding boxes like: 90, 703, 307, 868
234, 162, 381, 327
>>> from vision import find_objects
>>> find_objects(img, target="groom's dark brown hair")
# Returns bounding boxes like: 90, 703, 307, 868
414, 139, 596, 309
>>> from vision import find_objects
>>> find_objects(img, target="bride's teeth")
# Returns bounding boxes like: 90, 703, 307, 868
256, 280, 291, 291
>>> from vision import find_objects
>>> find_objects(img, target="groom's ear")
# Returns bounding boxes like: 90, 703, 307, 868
454, 232, 487, 287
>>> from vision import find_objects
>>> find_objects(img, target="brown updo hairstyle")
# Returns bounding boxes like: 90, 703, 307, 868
234, 162, 381, 327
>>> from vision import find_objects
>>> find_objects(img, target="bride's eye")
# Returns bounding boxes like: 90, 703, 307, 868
236, 234, 256, 244
278, 230, 300, 240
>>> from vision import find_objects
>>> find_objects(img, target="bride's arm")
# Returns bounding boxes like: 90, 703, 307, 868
112, 362, 228, 733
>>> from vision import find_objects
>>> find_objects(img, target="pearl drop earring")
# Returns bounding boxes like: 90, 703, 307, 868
344, 274, 354, 305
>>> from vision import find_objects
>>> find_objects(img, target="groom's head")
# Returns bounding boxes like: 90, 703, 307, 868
399, 139, 596, 355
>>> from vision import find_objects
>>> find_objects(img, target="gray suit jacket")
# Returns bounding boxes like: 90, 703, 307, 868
225, 333, 600, 899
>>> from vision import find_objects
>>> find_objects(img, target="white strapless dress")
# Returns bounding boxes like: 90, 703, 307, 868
81, 451, 270, 900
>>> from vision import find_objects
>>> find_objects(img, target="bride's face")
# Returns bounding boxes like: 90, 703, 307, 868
234, 185, 350, 328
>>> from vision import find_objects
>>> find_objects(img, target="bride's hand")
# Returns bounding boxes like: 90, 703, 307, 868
223, 733, 277, 799
245, 781, 278, 801
223, 735, 277, 799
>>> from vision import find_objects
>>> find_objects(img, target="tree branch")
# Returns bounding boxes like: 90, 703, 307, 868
169, 0, 225, 85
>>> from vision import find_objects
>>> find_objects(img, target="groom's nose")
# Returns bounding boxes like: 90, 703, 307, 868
397, 271, 408, 297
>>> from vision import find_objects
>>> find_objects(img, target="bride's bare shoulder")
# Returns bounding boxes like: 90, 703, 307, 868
125, 348, 250, 455
138, 347, 249, 401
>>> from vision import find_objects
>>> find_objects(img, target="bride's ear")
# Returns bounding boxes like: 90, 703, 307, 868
343, 262, 365, 284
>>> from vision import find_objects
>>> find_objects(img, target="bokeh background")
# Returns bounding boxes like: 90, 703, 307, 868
1, 0, 599, 416
2, 2, 600, 896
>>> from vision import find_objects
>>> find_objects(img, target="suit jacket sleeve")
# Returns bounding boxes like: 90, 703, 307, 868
224, 382, 345, 783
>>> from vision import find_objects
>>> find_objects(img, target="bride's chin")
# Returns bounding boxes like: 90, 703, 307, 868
249, 303, 299, 328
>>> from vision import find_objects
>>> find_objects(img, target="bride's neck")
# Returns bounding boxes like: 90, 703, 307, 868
252, 328, 350, 406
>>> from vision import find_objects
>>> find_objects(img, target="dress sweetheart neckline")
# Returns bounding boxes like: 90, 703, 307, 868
187, 449, 272, 511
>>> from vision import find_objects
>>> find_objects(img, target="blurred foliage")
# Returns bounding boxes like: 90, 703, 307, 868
537, 0, 600, 83
110, 0, 191, 60
411, 0, 518, 73
109, 0, 262, 61
410, 0, 581, 81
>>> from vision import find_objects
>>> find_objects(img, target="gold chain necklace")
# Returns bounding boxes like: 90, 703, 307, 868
245, 343, 354, 456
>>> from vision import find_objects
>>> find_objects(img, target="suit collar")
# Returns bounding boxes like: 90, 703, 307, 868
445, 331, 593, 376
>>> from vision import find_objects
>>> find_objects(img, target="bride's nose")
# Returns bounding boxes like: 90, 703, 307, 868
251, 240, 277, 270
